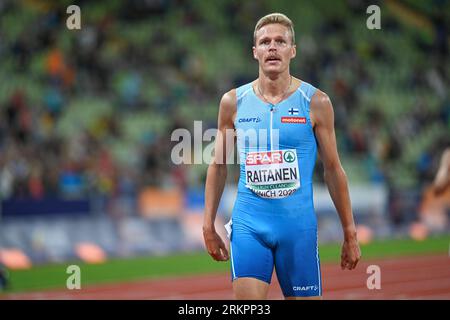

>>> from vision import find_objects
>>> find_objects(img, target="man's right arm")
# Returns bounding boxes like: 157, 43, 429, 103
203, 89, 236, 261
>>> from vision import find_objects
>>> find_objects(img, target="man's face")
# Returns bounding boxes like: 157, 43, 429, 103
253, 23, 296, 75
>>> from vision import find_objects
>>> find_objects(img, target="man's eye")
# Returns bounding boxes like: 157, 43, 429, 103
276, 39, 285, 44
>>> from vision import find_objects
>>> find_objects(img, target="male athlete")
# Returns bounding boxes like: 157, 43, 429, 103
203, 13, 361, 299
419, 147, 450, 231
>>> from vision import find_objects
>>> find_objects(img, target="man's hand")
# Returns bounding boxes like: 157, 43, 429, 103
203, 228, 229, 261
340, 236, 361, 270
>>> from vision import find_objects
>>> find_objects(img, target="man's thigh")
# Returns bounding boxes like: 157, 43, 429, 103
229, 220, 274, 299
274, 228, 322, 298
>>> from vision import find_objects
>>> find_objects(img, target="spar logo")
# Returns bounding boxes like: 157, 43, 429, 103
283, 150, 296, 163
246, 151, 283, 166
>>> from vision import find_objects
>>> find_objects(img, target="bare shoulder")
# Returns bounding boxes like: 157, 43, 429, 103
220, 89, 237, 110
218, 89, 237, 127
310, 89, 332, 112
310, 89, 333, 127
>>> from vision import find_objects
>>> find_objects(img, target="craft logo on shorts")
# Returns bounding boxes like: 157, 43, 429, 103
281, 116, 306, 124
246, 151, 283, 166
293, 285, 318, 291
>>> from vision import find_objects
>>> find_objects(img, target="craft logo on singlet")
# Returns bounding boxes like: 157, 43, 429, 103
238, 117, 262, 123
281, 117, 306, 124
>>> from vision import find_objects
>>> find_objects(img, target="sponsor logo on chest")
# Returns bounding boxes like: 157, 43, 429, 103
281, 116, 306, 124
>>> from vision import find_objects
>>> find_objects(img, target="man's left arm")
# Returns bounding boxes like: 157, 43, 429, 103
310, 90, 361, 270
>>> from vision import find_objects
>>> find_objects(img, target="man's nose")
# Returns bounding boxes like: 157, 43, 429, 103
268, 40, 277, 51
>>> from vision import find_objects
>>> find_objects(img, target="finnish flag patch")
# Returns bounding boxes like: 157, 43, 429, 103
288, 108, 299, 115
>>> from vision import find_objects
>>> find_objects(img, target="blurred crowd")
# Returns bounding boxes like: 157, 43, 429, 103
0, 0, 448, 206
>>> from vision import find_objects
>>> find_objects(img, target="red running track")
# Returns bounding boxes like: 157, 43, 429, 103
1, 254, 449, 300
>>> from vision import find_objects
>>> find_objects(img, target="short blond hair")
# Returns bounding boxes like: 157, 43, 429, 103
254, 13, 295, 45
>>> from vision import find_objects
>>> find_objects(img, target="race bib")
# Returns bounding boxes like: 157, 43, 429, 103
245, 149, 300, 199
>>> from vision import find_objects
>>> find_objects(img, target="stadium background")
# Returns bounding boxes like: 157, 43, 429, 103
0, 0, 449, 299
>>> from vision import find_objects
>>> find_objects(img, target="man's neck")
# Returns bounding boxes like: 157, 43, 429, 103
258, 70, 292, 98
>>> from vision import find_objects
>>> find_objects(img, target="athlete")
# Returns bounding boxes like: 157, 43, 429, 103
432, 148, 450, 195
419, 147, 450, 231
203, 13, 361, 299
0, 263, 8, 291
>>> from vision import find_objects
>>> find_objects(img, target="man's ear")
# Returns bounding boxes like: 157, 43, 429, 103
252, 46, 257, 60
291, 44, 297, 59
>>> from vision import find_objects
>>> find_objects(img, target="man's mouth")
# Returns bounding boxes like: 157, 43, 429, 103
266, 56, 281, 62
